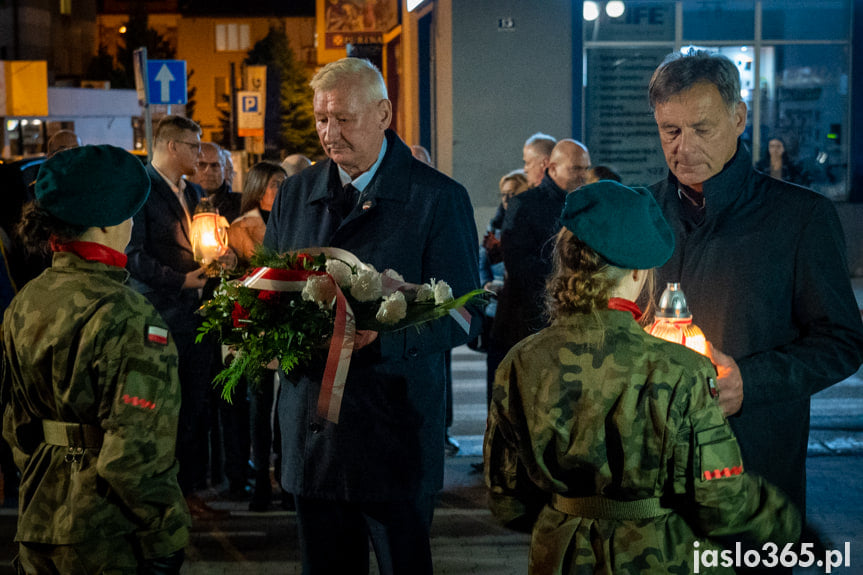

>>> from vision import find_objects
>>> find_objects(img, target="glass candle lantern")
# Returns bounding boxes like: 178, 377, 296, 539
191, 197, 229, 265
646, 282, 707, 355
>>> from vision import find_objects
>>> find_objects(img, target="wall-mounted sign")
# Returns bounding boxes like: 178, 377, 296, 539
323, 0, 398, 50
237, 91, 264, 138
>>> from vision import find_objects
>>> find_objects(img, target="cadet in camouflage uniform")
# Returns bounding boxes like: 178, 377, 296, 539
484, 181, 801, 574
1, 145, 190, 574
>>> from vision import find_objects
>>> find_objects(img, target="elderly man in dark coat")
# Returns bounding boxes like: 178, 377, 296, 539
647, 50, 863, 549
263, 57, 481, 574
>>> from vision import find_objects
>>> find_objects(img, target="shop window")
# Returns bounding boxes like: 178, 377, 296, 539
683, 1, 754, 41
4, 119, 46, 158
759, 44, 849, 199
762, 0, 849, 41
584, 47, 670, 187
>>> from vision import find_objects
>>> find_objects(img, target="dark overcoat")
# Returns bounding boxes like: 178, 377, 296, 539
127, 164, 204, 335
263, 131, 482, 501
493, 173, 568, 351
650, 142, 863, 511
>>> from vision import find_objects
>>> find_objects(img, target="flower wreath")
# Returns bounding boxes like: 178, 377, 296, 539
197, 247, 486, 422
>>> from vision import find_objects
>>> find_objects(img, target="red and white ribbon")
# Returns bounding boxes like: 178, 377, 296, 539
242, 264, 353, 424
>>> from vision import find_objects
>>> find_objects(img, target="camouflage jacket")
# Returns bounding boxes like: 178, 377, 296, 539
1, 252, 190, 558
484, 309, 801, 574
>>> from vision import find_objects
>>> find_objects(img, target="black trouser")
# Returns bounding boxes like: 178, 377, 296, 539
294, 495, 435, 575
249, 370, 276, 502
174, 331, 214, 494
219, 378, 250, 489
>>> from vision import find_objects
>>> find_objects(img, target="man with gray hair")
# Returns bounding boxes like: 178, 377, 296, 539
522, 132, 557, 188
191, 142, 241, 222
648, 50, 863, 534
263, 57, 481, 574
280, 153, 312, 176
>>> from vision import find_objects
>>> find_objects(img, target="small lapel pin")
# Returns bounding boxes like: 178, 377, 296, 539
362, 201, 373, 211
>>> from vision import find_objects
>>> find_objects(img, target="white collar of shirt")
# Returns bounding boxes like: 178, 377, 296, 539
337, 136, 388, 193
151, 163, 187, 195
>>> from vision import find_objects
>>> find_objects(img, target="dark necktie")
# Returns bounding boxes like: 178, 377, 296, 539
339, 183, 359, 219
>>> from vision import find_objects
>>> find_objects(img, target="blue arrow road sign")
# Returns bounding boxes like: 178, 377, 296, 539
147, 60, 187, 105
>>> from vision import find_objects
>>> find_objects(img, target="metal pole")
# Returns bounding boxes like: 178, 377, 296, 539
134, 47, 155, 164
229, 62, 237, 151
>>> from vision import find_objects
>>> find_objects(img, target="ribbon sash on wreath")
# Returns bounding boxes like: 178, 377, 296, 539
242, 266, 355, 423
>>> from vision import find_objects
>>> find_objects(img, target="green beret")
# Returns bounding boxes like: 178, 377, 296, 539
559, 180, 675, 269
35, 144, 150, 227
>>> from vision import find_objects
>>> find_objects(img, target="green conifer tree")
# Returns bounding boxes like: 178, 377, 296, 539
245, 28, 319, 159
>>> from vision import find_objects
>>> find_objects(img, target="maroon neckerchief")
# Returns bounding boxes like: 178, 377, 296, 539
51, 240, 128, 268
607, 297, 642, 321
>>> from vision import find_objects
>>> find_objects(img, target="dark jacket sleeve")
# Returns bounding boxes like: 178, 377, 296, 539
736, 197, 863, 407
126, 203, 186, 294
379, 180, 483, 360
500, 193, 548, 297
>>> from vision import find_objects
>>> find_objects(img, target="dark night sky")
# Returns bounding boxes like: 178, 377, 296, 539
179, 0, 315, 17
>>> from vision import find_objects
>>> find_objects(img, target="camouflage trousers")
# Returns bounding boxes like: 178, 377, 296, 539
15, 536, 140, 575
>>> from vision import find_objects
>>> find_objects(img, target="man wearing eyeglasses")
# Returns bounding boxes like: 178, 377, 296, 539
127, 115, 227, 521
190, 142, 241, 223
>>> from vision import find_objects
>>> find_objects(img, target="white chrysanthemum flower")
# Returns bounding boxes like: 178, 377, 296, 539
350, 266, 383, 302
325, 259, 353, 288
301, 275, 337, 310
376, 291, 407, 324
433, 280, 453, 304
383, 269, 405, 282
415, 283, 435, 302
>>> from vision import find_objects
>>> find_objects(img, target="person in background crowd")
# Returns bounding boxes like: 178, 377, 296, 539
410, 145, 432, 166
485, 180, 801, 574
647, 51, 863, 569
263, 57, 481, 574
409, 143, 460, 456
522, 132, 557, 188
224, 161, 288, 511
188, 142, 242, 500
221, 148, 236, 189
755, 136, 810, 187
126, 115, 228, 521
585, 164, 622, 184
191, 142, 241, 223
281, 154, 313, 177
229, 162, 287, 266
0, 226, 17, 315
3, 145, 190, 574
478, 170, 529, 398
487, 139, 591, 398
46, 130, 81, 157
